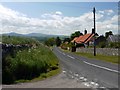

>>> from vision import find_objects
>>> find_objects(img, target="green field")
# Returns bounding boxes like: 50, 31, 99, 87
2, 36, 60, 84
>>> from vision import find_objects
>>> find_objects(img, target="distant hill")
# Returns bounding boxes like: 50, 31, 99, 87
2, 32, 68, 38
2, 32, 24, 37
25, 33, 64, 38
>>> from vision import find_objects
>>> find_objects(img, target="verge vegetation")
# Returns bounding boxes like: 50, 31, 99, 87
2, 36, 60, 84
60, 48, 119, 64
75, 52, 119, 64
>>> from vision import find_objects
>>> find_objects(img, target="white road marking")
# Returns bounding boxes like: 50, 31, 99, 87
74, 73, 79, 77
67, 55, 75, 59
79, 77, 84, 80
62, 53, 65, 55
63, 70, 66, 73
83, 78, 87, 81
90, 81, 95, 85
83, 61, 119, 73
84, 83, 90, 87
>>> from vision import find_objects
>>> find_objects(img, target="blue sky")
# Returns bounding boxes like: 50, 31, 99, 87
0, 2, 118, 35
1, 2, 118, 17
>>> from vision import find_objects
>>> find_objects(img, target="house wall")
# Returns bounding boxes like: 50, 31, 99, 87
76, 48, 119, 56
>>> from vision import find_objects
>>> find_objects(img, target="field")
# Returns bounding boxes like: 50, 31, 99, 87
2, 36, 60, 84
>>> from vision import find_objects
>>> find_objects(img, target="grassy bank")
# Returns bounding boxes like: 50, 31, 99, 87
15, 68, 61, 83
2, 36, 60, 84
2, 35, 38, 44
75, 52, 119, 64
60, 47, 119, 64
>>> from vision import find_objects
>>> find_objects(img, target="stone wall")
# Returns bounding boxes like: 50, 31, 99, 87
76, 48, 119, 56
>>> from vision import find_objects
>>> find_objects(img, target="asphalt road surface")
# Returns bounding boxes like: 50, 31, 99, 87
53, 47, 119, 89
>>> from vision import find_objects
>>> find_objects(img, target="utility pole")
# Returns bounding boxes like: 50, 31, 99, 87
93, 7, 96, 56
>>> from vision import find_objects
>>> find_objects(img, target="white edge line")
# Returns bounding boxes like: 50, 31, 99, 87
67, 55, 75, 59
83, 61, 119, 73
63, 53, 66, 55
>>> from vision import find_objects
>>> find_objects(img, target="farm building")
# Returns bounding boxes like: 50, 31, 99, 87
71, 33, 95, 47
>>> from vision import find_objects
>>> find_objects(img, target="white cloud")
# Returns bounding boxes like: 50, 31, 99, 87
98, 9, 114, 15
0, 4, 118, 35
55, 11, 62, 15
105, 10, 114, 15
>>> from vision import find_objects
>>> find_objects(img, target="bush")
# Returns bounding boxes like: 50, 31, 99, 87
98, 41, 106, 48
2, 36, 59, 84
109, 42, 120, 48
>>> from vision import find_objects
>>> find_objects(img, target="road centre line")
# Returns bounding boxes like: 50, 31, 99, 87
67, 55, 75, 59
83, 61, 119, 73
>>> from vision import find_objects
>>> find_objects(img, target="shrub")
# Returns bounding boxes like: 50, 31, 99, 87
98, 41, 106, 48
2, 36, 59, 84
109, 42, 120, 48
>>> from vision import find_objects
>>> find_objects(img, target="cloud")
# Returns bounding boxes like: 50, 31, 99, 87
55, 11, 62, 15
0, 4, 118, 35
98, 9, 114, 15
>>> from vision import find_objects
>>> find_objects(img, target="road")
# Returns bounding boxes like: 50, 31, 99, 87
53, 47, 119, 89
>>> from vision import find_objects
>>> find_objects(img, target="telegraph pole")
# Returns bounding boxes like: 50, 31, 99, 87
93, 7, 96, 56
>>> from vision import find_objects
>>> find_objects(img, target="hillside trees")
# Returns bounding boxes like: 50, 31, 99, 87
44, 37, 62, 47
44, 37, 55, 46
70, 31, 83, 40
56, 37, 61, 46
105, 31, 113, 38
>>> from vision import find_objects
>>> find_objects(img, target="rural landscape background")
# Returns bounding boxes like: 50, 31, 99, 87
1, 1, 119, 89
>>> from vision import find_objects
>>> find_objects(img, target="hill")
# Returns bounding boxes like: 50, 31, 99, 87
2, 32, 68, 38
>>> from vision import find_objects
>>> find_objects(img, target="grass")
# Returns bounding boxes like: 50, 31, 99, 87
2, 35, 60, 84
15, 68, 61, 83
2, 35, 39, 45
75, 52, 119, 64
60, 47, 119, 64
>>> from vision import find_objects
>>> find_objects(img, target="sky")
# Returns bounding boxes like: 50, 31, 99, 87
0, 2, 119, 36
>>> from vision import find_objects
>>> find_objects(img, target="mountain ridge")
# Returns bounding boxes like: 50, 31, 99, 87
2, 32, 68, 38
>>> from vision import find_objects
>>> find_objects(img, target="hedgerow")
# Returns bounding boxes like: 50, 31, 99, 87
2, 36, 59, 84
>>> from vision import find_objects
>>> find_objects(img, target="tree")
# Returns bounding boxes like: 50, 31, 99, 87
105, 31, 113, 38
56, 37, 61, 46
44, 38, 55, 46
63, 38, 71, 43
70, 31, 83, 40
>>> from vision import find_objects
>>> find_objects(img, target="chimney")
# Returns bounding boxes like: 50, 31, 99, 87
92, 28, 95, 34
84, 29, 87, 35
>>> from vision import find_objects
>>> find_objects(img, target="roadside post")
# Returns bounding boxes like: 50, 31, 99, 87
93, 7, 96, 56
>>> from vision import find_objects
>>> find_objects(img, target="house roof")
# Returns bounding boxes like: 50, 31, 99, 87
71, 37, 78, 42
84, 34, 94, 43
72, 33, 94, 44
80, 34, 92, 42
75, 36, 83, 43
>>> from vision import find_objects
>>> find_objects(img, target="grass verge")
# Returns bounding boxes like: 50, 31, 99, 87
15, 68, 61, 83
75, 52, 119, 64
60, 48, 119, 64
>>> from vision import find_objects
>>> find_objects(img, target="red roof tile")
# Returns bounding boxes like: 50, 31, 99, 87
71, 37, 78, 42
75, 36, 83, 43
80, 34, 91, 42
73, 33, 94, 44
85, 34, 94, 43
